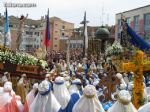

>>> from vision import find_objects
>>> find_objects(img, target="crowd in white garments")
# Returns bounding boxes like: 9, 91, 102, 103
0, 56, 150, 112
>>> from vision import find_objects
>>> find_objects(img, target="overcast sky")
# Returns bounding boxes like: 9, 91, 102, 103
0, 0, 150, 27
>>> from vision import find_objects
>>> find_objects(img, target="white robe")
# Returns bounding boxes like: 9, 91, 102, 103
29, 92, 61, 112
72, 95, 104, 112
108, 101, 137, 112
69, 85, 80, 96
53, 83, 70, 109
138, 102, 150, 112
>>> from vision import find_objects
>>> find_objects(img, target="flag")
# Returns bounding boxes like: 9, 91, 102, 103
4, 8, 11, 47
126, 23, 150, 50
84, 11, 88, 50
44, 9, 51, 49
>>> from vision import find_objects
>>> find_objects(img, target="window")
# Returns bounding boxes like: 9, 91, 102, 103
26, 45, 32, 48
134, 15, 139, 32
26, 31, 29, 35
36, 40, 39, 43
70, 44, 72, 48
62, 25, 65, 29
9, 24, 13, 27
80, 44, 83, 48
77, 43, 80, 48
35, 32, 39, 36
117, 19, 121, 39
37, 45, 39, 48
62, 32, 65, 37
26, 32, 33, 35
118, 19, 121, 32
144, 13, 150, 31
73, 43, 76, 48
126, 18, 130, 25
30, 32, 33, 35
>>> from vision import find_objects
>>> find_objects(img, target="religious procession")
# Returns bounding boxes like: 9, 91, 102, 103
1, 1, 150, 112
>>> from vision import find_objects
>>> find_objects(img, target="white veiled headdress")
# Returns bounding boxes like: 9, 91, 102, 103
0, 87, 11, 108
72, 85, 105, 112
108, 90, 137, 112
53, 76, 70, 109
29, 80, 61, 112
69, 79, 81, 95
2, 75, 8, 83
26, 83, 38, 107
4, 81, 12, 92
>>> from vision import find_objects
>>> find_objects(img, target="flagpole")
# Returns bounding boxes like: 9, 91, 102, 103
83, 12, 86, 58
46, 44, 47, 52
4, 8, 7, 49
44, 8, 50, 52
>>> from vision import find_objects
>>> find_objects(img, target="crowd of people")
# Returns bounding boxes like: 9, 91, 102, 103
0, 54, 150, 112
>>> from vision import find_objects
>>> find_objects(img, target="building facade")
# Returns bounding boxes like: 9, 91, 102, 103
66, 25, 115, 51
116, 5, 150, 43
0, 15, 74, 52
50, 17, 74, 51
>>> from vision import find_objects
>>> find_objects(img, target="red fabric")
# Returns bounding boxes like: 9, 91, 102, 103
23, 101, 29, 112
44, 10, 51, 48
139, 19, 144, 34
0, 95, 19, 112
130, 21, 134, 29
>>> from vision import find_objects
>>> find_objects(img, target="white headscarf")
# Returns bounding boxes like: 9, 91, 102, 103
138, 102, 150, 112
72, 85, 105, 112
108, 90, 137, 112
29, 80, 61, 112
116, 73, 127, 86
123, 73, 129, 84
26, 83, 38, 106
0, 87, 11, 108
69, 79, 81, 95
64, 76, 70, 88
53, 76, 70, 109
4, 81, 12, 92
2, 75, 8, 83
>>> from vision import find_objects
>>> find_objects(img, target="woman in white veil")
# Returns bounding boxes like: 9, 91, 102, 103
69, 79, 82, 96
29, 80, 62, 112
0, 87, 10, 110
0, 81, 19, 112
138, 102, 150, 112
72, 85, 105, 112
53, 77, 70, 109
54, 76, 76, 112
24, 83, 38, 112
108, 90, 137, 112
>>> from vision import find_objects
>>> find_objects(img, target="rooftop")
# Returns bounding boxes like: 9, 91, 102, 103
116, 4, 150, 15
